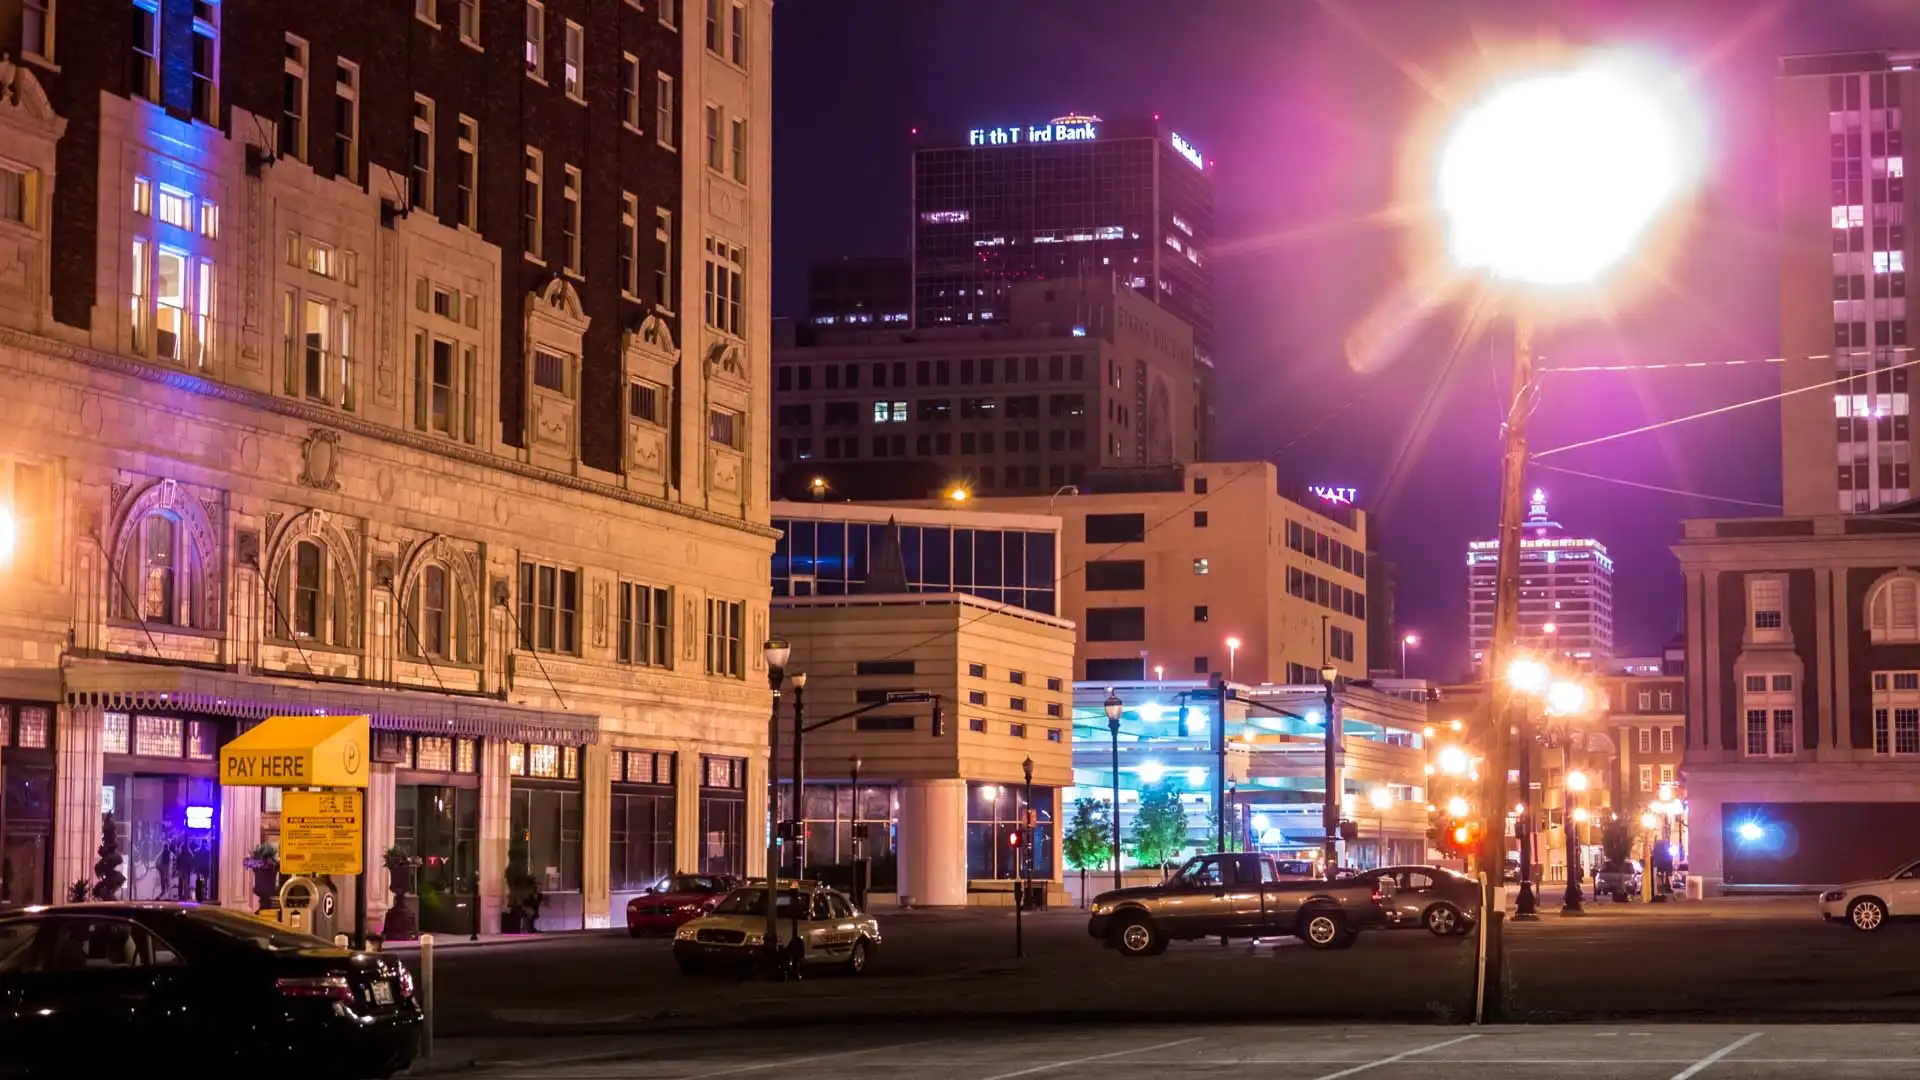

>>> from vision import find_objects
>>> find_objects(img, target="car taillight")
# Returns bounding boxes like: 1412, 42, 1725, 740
1371, 889, 1384, 905
276, 975, 355, 1002
396, 968, 415, 998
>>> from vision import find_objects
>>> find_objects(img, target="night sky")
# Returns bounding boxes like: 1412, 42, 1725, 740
770, 0, 1919, 680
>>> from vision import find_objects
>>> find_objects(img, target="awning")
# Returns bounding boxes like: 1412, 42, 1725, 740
62, 660, 599, 745
219, 714, 369, 789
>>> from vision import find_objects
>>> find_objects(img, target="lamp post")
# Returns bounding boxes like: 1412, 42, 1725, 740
1319, 662, 1340, 877
1104, 690, 1123, 893
1562, 769, 1588, 914
1401, 633, 1419, 678
1225, 637, 1241, 683
788, 673, 808, 879
849, 755, 865, 909
761, 638, 791, 978
1018, 755, 1034, 958
1211, 673, 1229, 853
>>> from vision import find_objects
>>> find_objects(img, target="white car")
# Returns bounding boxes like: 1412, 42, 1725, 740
1819, 859, 1920, 930
672, 880, 881, 974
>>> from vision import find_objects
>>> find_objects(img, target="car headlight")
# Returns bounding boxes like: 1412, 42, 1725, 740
1822, 890, 1846, 903
1092, 903, 1114, 916
742, 932, 764, 946
674, 925, 698, 940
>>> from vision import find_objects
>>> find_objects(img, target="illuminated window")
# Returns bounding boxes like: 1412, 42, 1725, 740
22, 0, 52, 62
153, 248, 186, 361
282, 290, 354, 410
333, 60, 359, 181
130, 1, 160, 102
410, 95, 435, 212
198, 200, 218, 239
457, 0, 479, 44
702, 236, 743, 337
281, 35, 308, 160
621, 53, 642, 131
192, 259, 214, 367
412, 332, 476, 442
114, 509, 208, 629
653, 208, 673, 311
190, 1, 219, 123
730, 117, 747, 183
561, 165, 582, 274
655, 73, 675, 150
562, 20, 584, 99
619, 192, 639, 297
1741, 672, 1795, 759
1873, 671, 1920, 755
1871, 576, 1920, 644
156, 186, 189, 229
523, 0, 544, 80
132, 176, 151, 215
522, 147, 543, 259
129, 237, 148, 352
455, 115, 477, 229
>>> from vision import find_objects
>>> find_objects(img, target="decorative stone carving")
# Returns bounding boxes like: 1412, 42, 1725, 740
751, 609, 766, 669
628, 314, 680, 359
681, 596, 698, 661
235, 529, 262, 569
299, 429, 342, 490
108, 478, 224, 628
375, 231, 400, 404
264, 508, 364, 642
396, 535, 484, 662
591, 580, 609, 649
706, 341, 747, 384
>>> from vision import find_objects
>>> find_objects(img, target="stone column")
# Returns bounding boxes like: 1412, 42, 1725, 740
364, 763, 397, 927
581, 741, 612, 928
899, 778, 967, 906
478, 739, 511, 932
744, 754, 767, 877
52, 705, 103, 900
1048, 786, 1063, 883
217, 784, 262, 910
675, 750, 701, 872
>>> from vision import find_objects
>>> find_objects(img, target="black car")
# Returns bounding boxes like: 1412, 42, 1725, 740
1353, 865, 1482, 936
0, 903, 419, 1078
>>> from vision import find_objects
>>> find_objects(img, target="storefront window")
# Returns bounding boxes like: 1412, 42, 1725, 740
610, 749, 675, 891
698, 755, 746, 876
965, 780, 1054, 881
777, 782, 899, 892
1, 705, 55, 907
508, 786, 581, 893
396, 784, 479, 933
103, 774, 219, 901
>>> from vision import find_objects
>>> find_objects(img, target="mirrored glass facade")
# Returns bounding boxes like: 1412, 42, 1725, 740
773, 516, 1058, 616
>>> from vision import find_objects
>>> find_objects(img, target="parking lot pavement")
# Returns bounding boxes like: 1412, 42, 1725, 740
433, 1024, 1920, 1078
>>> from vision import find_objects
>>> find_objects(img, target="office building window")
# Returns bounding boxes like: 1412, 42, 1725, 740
190, 1, 219, 123
333, 61, 360, 181
517, 561, 580, 654
522, 148, 543, 259
409, 95, 435, 212
1741, 672, 1796, 758
524, 0, 545, 79
279, 34, 307, 159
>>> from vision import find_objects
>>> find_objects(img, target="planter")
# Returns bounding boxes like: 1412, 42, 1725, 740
386, 861, 417, 897
499, 909, 536, 934
382, 896, 419, 941
250, 864, 281, 908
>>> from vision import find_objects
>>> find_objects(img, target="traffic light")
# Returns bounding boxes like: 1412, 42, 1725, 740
1452, 824, 1471, 846
1007, 829, 1022, 848
930, 699, 945, 738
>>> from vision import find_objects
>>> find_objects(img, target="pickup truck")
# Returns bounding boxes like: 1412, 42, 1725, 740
1087, 852, 1396, 957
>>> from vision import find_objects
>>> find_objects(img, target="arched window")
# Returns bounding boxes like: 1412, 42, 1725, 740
1872, 576, 1920, 643
406, 561, 471, 662
272, 538, 351, 646
114, 511, 203, 628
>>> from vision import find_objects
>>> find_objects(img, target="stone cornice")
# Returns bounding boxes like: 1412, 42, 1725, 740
3, 325, 780, 542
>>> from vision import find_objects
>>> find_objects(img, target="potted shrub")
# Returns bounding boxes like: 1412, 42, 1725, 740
246, 843, 281, 909
91, 812, 126, 901
66, 878, 91, 903
381, 847, 421, 941
502, 871, 543, 934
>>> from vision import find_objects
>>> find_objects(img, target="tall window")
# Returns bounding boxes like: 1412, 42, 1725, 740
406, 563, 470, 662
704, 0, 721, 52
704, 105, 723, 172
1870, 576, 1920, 643
617, 582, 671, 667
619, 193, 639, 297
455, 115, 478, 229
703, 237, 743, 337
22, 0, 52, 62
562, 20, 584, 99
272, 538, 351, 647
1741, 672, 1796, 759
115, 512, 205, 629
190, 1, 219, 123
410, 95, 435, 212
730, 117, 747, 183
457, 0, 479, 44
412, 333, 474, 439
708, 407, 740, 449
1747, 576, 1785, 643
129, 1, 159, 102
129, 237, 148, 352
704, 598, 742, 678
281, 35, 308, 160
561, 165, 582, 275
522, 148, 543, 260
523, 0, 545, 79
333, 61, 359, 181
653, 209, 674, 311
728, 0, 745, 64
517, 561, 580, 654
658, 0, 677, 29
130, 237, 212, 369
1873, 671, 1920, 756
286, 294, 354, 410
654, 73, 675, 150
621, 53, 642, 131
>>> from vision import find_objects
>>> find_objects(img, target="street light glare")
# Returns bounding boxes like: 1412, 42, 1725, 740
1566, 769, 1588, 792
1438, 56, 1694, 285
1507, 657, 1550, 694
1546, 679, 1588, 716
1437, 746, 1469, 776
1446, 795, 1470, 818
0, 505, 13, 563
1369, 787, 1393, 811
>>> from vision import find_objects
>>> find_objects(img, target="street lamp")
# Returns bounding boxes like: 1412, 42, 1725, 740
1104, 690, 1123, 893
1018, 754, 1035, 957
807, 476, 828, 501
787, 672, 808, 880
1437, 746, 1469, 776
1446, 794, 1470, 819
1319, 663, 1340, 876
761, 638, 791, 977
1401, 633, 1419, 677
946, 485, 971, 503
1225, 637, 1241, 682
0, 504, 14, 563
1562, 768, 1588, 915
1369, 787, 1394, 869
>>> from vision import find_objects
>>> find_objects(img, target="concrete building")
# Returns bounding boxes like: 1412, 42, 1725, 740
938, 462, 1368, 686
767, 500, 1074, 906
0, 0, 777, 932
1775, 51, 1919, 516
772, 275, 1198, 497
913, 115, 1217, 454
1675, 508, 1920, 892
1469, 489, 1615, 670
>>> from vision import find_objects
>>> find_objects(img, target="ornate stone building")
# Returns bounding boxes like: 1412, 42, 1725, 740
0, 0, 774, 932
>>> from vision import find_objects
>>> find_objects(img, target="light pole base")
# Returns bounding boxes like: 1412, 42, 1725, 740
1559, 903, 1585, 915
1512, 881, 1540, 921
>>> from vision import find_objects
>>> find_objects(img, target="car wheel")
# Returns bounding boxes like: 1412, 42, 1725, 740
843, 938, 872, 975
1849, 897, 1889, 932
1424, 903, 1464, 937
1299, 910, 1347, 949
1113, 914, 1162, 958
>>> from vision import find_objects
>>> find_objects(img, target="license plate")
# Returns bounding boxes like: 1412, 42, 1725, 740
369, 981, 394, 1005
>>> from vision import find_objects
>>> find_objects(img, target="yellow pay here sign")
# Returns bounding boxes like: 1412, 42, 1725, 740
281, 790, 364, 876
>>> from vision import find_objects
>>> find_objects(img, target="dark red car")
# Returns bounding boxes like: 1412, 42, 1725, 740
626, 875, 737, 936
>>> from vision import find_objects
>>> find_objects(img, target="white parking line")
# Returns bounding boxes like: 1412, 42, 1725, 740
1668, 1032, 1763, 1080
1310, 1035, 1481, 1080
974, 1036, 1206, 1080
675, 1039, 935, 1080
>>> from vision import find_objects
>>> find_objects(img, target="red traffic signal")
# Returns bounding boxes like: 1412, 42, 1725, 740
1007, 830, 1022, 847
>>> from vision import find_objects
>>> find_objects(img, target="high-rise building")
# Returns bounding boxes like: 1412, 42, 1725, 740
0, 0, 776, 929
1467, 490, 1614, 669
912, 115, 1216, 454
806, 257, 911, 328
1776, 51, 1920, 515
772, 275, 1198, 497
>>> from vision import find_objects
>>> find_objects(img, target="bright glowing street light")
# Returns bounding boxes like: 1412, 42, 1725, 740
1566, 769, 1589, 793
1369, 787, 1394, 812
1572, 807, 1590, 823
1507, 657, 1550, 695
1438, 56, 1695, 286
1640, 812, 1660, 831
1545, 679, 1589, 716
0, 505, 14, 563
1225, 636, 1241, 681
1446, 795, 1470, 818
1437, 746, 1469, 776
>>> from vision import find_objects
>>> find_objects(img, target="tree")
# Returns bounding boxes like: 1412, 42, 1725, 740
1129, 782, 1191, 871
91, 811, 125, 900
1601, 818, 1634, 865
1207, 800, 1245, 852
1062, 798, 1113, 904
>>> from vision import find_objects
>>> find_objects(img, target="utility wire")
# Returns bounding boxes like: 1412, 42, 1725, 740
1540, 356, 1789, 374
1530, 461, 1783, 511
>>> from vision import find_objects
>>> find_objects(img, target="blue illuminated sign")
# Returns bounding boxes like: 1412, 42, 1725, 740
1171, 132, 1204, 170
968, 115, 1100, 147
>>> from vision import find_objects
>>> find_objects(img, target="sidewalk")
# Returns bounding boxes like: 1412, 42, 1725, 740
377, 906, 1080, 953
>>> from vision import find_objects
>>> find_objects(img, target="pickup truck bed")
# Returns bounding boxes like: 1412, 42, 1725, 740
1087, 853, 1394, 957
